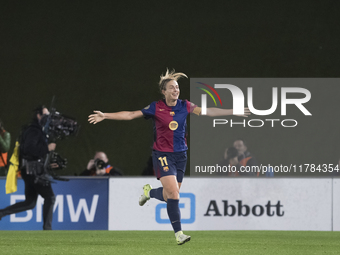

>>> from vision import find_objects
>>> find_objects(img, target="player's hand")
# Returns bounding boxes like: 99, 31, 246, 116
234, 108, 251, 117
48, 143, 56, 151
50, 163, 59, 169
88, 111, 105, 124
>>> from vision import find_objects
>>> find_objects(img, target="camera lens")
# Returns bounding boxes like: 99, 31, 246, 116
95, 159, 106, 170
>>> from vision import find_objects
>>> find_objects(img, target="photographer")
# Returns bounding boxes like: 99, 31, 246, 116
0, 106, 56, 230
0, 119, 11, 176
80, 151, 122, 176
219, 146, 256, 177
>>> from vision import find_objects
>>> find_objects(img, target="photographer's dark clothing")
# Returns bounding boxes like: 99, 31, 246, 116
0, 119, 55, 230
105, 165, 123, 176
80, 169, 94, 176
0, 175, 55, 229
237, 151, 258, 176
219, 151, 258, 177
80, 165, 123, 176
20, 120, 49, 162
238, 151, 258, 167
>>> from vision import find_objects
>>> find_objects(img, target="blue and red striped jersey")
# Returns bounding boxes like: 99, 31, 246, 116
141, 99, 198, 152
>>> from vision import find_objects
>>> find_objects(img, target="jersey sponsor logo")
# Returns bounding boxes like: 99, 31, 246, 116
169, 121, 178, 131
170, 111, 175, 116
159, 109, 164, 111
163, 166, 169, 172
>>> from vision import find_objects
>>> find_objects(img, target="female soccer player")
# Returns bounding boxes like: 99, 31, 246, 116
88, 69, 250, 245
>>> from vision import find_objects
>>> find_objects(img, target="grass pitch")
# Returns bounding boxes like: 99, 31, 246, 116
0, 230, 339, 255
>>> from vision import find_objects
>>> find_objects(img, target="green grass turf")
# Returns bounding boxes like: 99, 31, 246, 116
0, 231, 339, 255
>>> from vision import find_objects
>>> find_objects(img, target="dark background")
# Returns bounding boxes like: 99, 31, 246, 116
1, 1, 339, 176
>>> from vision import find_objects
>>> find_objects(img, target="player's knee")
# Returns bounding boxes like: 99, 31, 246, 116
166, 189, 179, 199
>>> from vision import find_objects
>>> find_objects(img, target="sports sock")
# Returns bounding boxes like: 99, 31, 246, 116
149, 187, 165, 201
167, 199, 181, 233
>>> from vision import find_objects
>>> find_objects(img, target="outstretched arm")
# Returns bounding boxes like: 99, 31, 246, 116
206, 107, 250, 117
88, 110, 143, 124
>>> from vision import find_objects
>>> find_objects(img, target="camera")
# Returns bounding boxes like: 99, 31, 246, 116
94, 159, 107, 170
50, 151, 67, 170
226, 147, 239, 160
47, 111, 79, 140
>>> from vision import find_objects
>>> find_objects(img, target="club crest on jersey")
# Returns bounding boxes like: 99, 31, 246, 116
170, 111, 175, 116
163, 166, 169, 172
169, 121, 178, 131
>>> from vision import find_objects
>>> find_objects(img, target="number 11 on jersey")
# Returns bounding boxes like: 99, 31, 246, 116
158, 156, 168, 166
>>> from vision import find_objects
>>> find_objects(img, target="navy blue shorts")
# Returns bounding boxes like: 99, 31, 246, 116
152, 150, 187, 183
